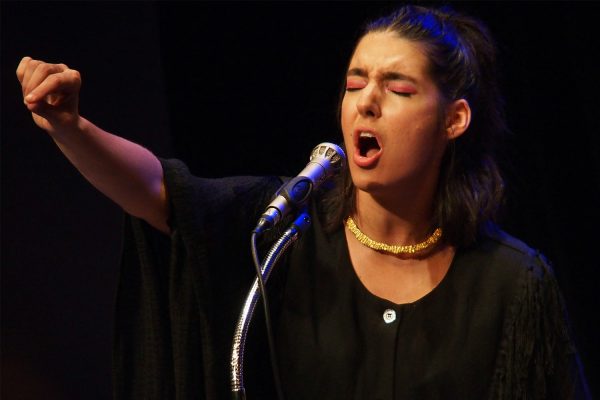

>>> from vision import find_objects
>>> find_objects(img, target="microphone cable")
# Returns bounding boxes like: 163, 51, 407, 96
243, 142, 345, 399
250, 231, 286, 400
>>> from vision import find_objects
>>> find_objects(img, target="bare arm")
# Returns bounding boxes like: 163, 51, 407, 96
17, 57, 169, 233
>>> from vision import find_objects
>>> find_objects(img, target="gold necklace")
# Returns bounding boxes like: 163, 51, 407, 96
345, 216, 442, 255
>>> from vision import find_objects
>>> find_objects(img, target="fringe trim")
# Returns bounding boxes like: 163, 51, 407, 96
488, 252, 576, 399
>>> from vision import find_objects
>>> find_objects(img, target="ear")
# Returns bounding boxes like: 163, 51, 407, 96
445, 99, 471, 140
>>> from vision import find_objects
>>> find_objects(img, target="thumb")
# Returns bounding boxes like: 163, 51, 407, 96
27, 98, 79, 132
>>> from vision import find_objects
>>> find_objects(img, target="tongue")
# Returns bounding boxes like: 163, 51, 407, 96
359, 135, 381, 158
365, 148, 379, 158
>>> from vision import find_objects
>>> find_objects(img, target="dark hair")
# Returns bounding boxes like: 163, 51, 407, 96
321, 4, 506, 248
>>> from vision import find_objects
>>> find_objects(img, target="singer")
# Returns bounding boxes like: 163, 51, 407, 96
16, 3, 591, 399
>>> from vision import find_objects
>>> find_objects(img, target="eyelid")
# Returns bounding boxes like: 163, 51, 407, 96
386, 82, 416, 95
346, 77, 366, 90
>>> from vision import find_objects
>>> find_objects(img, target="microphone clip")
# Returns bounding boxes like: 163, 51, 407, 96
254, 176, 312, 234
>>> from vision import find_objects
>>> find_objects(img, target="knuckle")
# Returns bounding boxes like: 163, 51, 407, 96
67, 69, 82, 84
26, 60, 43, 78
48, 73, 63, 85
19, 56, 32, 68
16, 56, 31, 74
29, 59, 42, 69
37, 62, 53, 74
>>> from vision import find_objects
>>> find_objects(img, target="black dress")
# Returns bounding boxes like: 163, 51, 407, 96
113, 158, 590, 399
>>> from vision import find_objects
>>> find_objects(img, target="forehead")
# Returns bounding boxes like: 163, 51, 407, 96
349, 31, 431, 78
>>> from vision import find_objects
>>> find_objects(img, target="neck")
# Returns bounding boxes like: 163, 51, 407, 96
352, 186, 437, 246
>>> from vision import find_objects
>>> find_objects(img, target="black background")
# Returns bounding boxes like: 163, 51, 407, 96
2, 1, 599, 399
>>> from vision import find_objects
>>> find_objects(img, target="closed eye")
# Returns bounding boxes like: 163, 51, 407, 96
346, 77, 366, 92
387, 83, 416, 97
390, 90, 413, 97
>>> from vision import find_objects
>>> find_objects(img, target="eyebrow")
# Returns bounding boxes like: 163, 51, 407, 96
346, 67, 417, 83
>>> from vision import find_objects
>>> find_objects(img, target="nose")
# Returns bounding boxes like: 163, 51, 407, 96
356, 84, 382, 118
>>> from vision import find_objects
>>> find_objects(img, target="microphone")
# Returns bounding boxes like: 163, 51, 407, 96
253, 142, 346, 234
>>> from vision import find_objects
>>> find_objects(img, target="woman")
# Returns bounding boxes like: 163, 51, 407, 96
17, 4, 589, 399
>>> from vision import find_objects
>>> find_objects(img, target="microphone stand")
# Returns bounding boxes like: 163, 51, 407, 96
230, 211, 311, 400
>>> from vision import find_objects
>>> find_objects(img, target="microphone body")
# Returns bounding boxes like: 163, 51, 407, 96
254, 142, 346, 234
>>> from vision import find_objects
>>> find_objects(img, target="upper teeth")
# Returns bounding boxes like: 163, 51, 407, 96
359, 132, 374, 138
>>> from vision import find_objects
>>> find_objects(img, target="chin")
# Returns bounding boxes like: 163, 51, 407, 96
350, 174, 388, 194
350, 169, 410, 198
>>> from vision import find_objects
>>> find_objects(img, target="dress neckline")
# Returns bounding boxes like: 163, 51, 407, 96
336, 227, 459, 307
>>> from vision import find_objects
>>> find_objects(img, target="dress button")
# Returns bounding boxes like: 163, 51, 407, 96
383, 308, 396, 324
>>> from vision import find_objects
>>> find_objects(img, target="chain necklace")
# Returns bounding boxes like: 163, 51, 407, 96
345, 216, 442, 255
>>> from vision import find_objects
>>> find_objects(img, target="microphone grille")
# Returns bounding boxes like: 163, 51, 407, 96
310, 142, 346, 170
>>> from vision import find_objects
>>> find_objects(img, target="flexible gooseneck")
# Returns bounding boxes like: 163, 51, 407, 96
230, 212, 311, 400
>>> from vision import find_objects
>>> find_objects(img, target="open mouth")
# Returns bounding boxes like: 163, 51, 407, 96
358, 132, 381, 157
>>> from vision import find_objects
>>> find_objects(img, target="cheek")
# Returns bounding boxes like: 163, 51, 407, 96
410, 125, 448, 163
389, 111, 445, 160
408, 103, 444, 138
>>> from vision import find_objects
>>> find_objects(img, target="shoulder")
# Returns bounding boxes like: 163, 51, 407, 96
160, 158, 282, 200
464, 226, 570, 339
158, 157, 284, 233
487, 228, 554, 279
454, 224, 559, 309
461, 224, 554, 282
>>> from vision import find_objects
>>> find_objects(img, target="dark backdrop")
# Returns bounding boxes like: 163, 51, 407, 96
2, 1, 599, 399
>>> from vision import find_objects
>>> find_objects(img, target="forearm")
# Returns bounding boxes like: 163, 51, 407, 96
53, 116, 169, 233
17, 57, 169, 232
